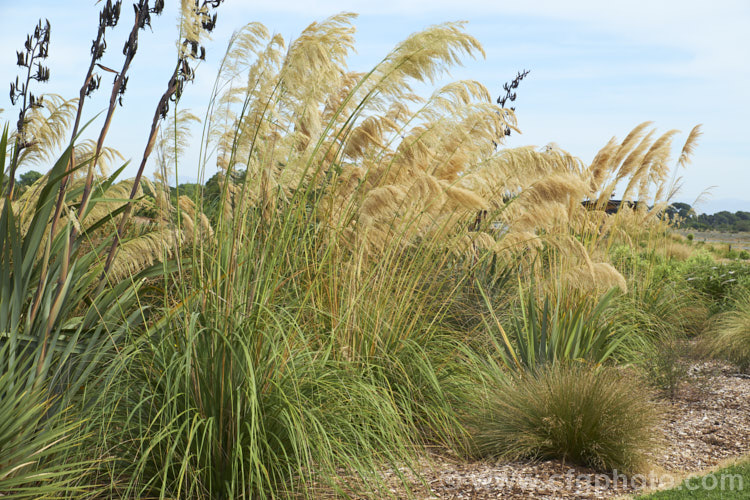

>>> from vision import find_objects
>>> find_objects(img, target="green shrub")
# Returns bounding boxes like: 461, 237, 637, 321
463, 363, 662, 474
641, 337, 690, 398
605, 249, 708, 382
687, 233, 694, 242
683, 259, 750, 313
739, 250, 750, 260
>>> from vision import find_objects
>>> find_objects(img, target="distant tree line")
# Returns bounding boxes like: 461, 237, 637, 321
2, 169, 43, 198
7, 168, 238, 211
666, 202, 750, 232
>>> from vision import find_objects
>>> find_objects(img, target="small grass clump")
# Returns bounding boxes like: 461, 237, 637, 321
703, 288, 750, 372
464, 363, 662, 474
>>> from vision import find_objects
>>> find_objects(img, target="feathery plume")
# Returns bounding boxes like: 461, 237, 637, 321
677, 124, 702, 169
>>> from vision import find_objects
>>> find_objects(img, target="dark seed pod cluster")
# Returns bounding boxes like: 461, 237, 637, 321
494, 69, 530, 142
9, 19, 51, 134
162, 0, 226, 117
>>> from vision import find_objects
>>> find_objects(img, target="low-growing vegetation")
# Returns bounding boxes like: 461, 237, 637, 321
463, 362, 662, 473
1, 2, 748, 498
703, 288, 750, 372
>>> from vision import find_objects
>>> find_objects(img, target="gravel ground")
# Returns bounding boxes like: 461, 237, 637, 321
393, 361, 750, 499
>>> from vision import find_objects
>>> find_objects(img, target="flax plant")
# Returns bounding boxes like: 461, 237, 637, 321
478, 279, 626, 372
0, 343, 88, 498
0, 122, 163, 497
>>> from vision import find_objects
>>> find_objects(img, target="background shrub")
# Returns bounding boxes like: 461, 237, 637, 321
683, 259, 750, 313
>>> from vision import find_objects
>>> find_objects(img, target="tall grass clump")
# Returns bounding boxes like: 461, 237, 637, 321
89, 15, 521, 496
96, 311, 415, 499
463, 362, 663, 474
95, 17, 482, 490
87, 187, 425, 498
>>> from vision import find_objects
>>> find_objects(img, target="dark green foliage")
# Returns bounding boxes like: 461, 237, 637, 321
17, 170, 42, 187
665, 202, 694, 220
171, 182, 201, 200
13, 170, 43, 198
677, 205, 750, 232
666, 202, 750, 232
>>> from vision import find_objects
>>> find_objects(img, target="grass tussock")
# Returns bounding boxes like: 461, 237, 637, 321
95, 317, 416, 499
464, 363, 663, 474
703, 288, 750, 372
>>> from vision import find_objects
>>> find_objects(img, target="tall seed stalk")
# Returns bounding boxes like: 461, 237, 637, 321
5, 19, 51, 198
97, 0, 225, 293
28, 0, 122, 339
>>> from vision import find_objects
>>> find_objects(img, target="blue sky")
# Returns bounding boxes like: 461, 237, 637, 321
1, 0, 748, 213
